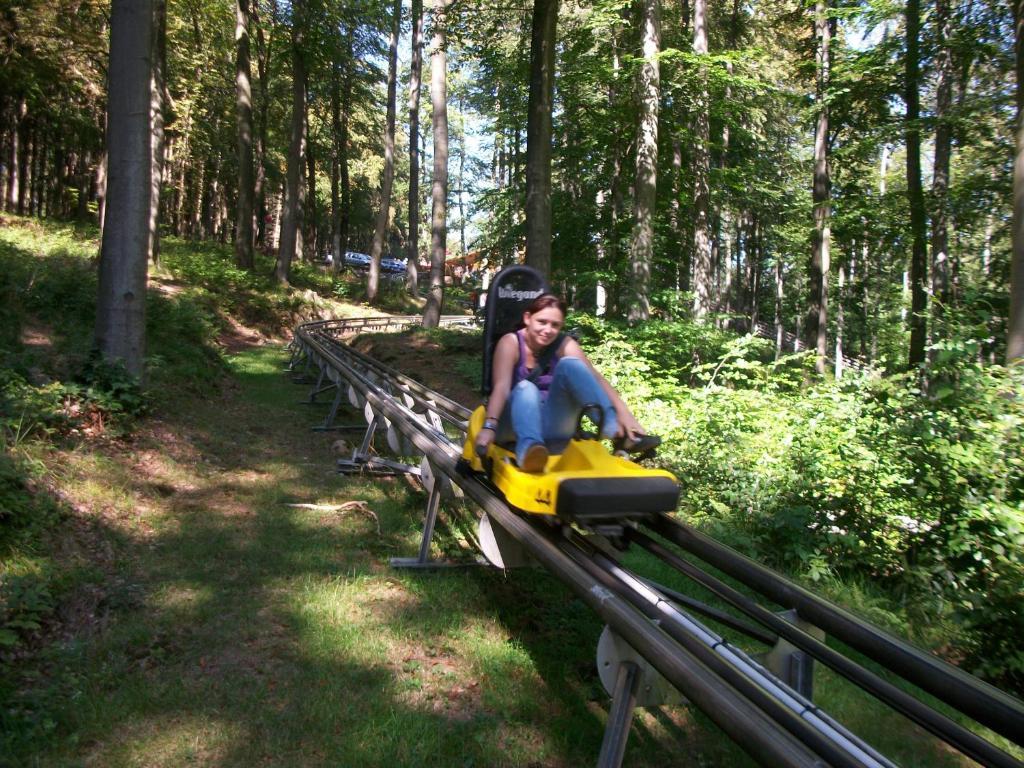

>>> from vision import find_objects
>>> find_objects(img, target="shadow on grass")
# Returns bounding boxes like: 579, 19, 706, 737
4, 346, 634, 767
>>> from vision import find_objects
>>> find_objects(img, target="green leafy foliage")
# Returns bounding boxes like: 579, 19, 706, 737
0, 572, 55, 650
582, 315, 1024, 691
0, 450, 59, 534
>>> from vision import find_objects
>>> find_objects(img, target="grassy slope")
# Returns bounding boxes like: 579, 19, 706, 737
1, 218, 1016, 766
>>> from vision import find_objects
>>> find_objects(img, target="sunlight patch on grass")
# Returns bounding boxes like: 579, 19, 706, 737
150, 583, 216, 612
85, 714, 244, 767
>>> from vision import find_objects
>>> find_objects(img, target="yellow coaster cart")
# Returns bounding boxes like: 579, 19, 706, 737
458, 265, 679, 528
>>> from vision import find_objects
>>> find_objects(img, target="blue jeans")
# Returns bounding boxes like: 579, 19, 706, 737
496, 357, 618, 466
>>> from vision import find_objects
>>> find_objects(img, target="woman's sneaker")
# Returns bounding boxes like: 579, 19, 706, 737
520, 443, 549, 473
613, 434, 662, 457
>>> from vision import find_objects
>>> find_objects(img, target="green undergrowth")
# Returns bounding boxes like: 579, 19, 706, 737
574, 315, 1024, 696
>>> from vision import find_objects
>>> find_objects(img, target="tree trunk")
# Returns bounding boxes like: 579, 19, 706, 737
95, 0, 155, 379
253, 0, 274, 248
406, 0, 424, 295
423, 0, 448, 329
606, 24, 625, 313
149, 0, 166, 266
5, 98, 24, 212
835, 258, 846, 378
234, 0, 255, 269
27, 126, 40, 216
524, 0, 558, 276
929, 0, 954, 345
275, 0, 305, 285
16, 109, 28, 214
96, 148, 108, 232
807, 0, 831, 374
750, 215, 761, 328
670, 139, 685, 307
458, 95, 467, 258
905, 0, 929, 367
340, 60, 352, 272
691, 0, 713, 318
627, 0, 661, 323
368, 0, 401, 304
774, 255, 783, 359
76, 149, 92, 220
331, 58, 343, 277
1010, 0, 1024, 363
304, 90, 316, 260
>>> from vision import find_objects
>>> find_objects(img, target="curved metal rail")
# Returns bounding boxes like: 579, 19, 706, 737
289, 315, 1024, 768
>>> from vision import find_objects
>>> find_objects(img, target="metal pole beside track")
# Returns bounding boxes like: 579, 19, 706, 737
597, 662, 641, 768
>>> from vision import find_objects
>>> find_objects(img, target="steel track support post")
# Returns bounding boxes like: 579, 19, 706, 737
306, 366, 326, 402
356, 412, 378, 457
315, 386, 346, 429
303, 380, 338, 405
390, 483, 444, 569
291, 348, 316, 384
763, 609, 823, 700
597, 662, 641, 768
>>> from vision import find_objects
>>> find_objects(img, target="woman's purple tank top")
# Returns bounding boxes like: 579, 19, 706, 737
512, 329, 562, 395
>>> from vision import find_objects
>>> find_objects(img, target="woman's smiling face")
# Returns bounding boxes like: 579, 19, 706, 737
522, 305, 565, 350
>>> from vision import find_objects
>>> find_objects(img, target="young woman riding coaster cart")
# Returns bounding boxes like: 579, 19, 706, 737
460, 265, 679, 523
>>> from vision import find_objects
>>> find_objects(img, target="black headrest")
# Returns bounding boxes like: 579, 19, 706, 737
481, 265, 552, 396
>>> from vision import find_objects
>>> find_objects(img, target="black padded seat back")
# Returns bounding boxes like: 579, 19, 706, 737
481, 265, 552, 397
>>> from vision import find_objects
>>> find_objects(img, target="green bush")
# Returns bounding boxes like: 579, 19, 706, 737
0, 450, 58, 533
0, 572, 55, 649
583, 317, 1024, 691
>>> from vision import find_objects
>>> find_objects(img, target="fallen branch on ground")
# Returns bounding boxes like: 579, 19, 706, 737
286, 500, 381, 534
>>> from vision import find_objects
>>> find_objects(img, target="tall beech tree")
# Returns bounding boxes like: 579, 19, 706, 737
330, 23, 355, 279
627, 0, 661, 323
1011, 0, 1024, 363
807, 0, 832, 374
149, 0, 168, 266
234, 0, 255, 270
423, 0, 448, 328
691, 0, 713, 318
276, 0, 306, 284
905, 0, 929, 367
930, 0, 954, 325
95, 0, 155, 378
407, 0, 424, 296
524, 0, 558, 276
252, 0, 274, 249
367, 0, 401, 304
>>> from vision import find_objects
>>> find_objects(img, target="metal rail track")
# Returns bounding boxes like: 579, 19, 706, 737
289, 315, 1024, 768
